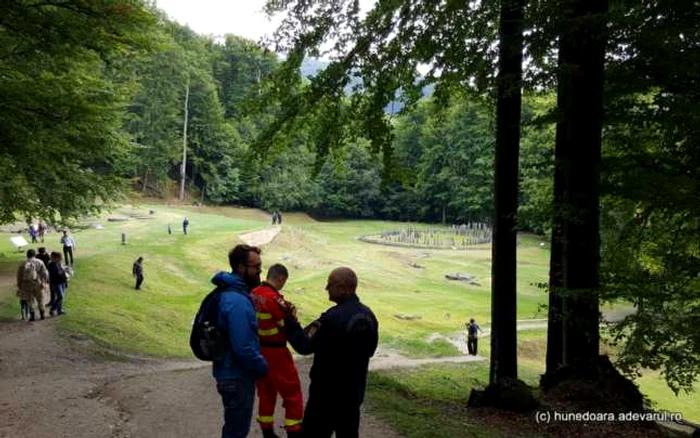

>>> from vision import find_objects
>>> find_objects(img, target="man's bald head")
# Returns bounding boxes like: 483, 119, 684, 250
326, 267, 358, 303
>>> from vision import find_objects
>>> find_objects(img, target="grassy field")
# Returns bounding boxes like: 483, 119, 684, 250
0, 203, 697, 427
366, 361, 544, 438
0, 204, 553, 358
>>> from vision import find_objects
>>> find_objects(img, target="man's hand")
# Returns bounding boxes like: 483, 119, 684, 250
284, 300, 297, 318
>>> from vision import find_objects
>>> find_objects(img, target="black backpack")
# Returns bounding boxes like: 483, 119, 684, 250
190, 287, 231, 361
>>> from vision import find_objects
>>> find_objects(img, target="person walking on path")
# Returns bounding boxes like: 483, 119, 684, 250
132, 257, 145, 290
251, 264, 304, 438
271, 212, 278, 226
16, 249, 49, 321
211, 244, 268, 438
36, 247, 51, 307
38, 222, 47, 243
466, 318, 484, 356
48, 252, 69, 316
29, 225, 38, 243
17, 289, 29, 321
285, 267, 378, 438
277, 211, 283, 225
182, 217, 190, 235
60, 230, 75, 266
36, 247, 50, 267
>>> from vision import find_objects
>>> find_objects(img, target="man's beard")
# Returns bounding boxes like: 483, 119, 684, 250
244, 275, 261, 289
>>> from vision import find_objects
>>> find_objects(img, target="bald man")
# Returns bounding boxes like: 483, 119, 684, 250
284, 267, 378, 438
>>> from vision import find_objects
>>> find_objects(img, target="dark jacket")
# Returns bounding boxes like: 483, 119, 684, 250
48, 261, 67, 285
36, 253, 50, 267
211, 271, 268, 381
285, 294, 378, 405
132, 261, 143, 277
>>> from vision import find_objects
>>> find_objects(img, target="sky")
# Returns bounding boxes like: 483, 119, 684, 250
154, 0, 376, 44
154, 0, 281, 42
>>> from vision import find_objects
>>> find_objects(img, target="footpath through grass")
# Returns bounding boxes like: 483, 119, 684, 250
0, 204, 552, 357
0, 203, 696, 432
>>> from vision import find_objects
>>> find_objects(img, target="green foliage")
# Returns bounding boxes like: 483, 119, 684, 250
248, 141, 320, 211
518, 94, 556, 234
415, 98, 495, 223
0, 0, 155, 223
597, 1, 700, 393
313, 141, 383, 218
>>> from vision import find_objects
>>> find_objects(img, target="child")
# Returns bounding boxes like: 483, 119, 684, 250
17, 289, 28, 321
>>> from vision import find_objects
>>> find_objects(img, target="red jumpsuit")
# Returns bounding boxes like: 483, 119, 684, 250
251, 283, 304, 433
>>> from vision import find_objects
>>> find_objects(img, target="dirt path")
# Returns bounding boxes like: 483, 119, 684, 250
0, 315, 405, 438
239, 226, 281, 247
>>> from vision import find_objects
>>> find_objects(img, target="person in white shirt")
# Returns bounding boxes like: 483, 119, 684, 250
60, 230, 75, 266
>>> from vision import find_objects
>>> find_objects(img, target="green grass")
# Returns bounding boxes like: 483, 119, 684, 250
635, 372, 700, 424
365, 361, 544, 438
1, 203, 696, 430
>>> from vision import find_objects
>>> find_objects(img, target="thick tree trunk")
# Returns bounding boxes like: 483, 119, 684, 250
554, 0, 608, 367
545, 86, 568, 373
489, 0, 525, 385
546, 217, 564, 372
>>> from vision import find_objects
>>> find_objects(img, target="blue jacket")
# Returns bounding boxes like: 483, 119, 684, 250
210, 271, 268, 381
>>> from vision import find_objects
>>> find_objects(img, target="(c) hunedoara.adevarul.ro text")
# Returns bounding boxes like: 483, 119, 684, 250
534, 410, 683, 424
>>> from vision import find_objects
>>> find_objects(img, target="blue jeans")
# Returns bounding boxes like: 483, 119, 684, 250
51, 283, 66, 313
216, 378, 255, 438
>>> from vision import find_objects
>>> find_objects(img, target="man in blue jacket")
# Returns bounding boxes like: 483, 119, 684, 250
211, 244, 269, 438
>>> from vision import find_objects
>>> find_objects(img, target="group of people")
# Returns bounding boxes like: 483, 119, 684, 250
211, 244, 378, 438
16, 244, 71, 321
167, 216, 190, 236
133, 217, 190, 291
27, 222, 48, 244
271, 211, 283, 225
168, 216, 190, 236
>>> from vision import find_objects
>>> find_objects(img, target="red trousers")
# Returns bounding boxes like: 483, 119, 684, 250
256, 346, 304, 431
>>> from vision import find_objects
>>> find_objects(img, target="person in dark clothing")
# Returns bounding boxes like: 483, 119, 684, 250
38, 222, 46, 243
132, 257, 144, 290
48, 252, 68, 316
466, 318, 483, 355
277, 211, 283, 225
271, 212, 277, 225
36, 247, 50, 267
29, 226, 38, 243
168, 223, 172, 235
285, 267, 378, 438
183, 217, 190, 235
37, 247, 52, 307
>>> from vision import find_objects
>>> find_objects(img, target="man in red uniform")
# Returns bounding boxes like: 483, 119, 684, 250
251, 264, 303, 438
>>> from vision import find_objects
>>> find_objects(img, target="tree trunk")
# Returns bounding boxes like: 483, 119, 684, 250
546, 216, 564, 372
489, 0, 525, 385
554, 0, 608, 367
179, 76, 190, 202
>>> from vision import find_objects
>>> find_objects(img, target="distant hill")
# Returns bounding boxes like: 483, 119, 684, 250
299, 57, 434, 114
